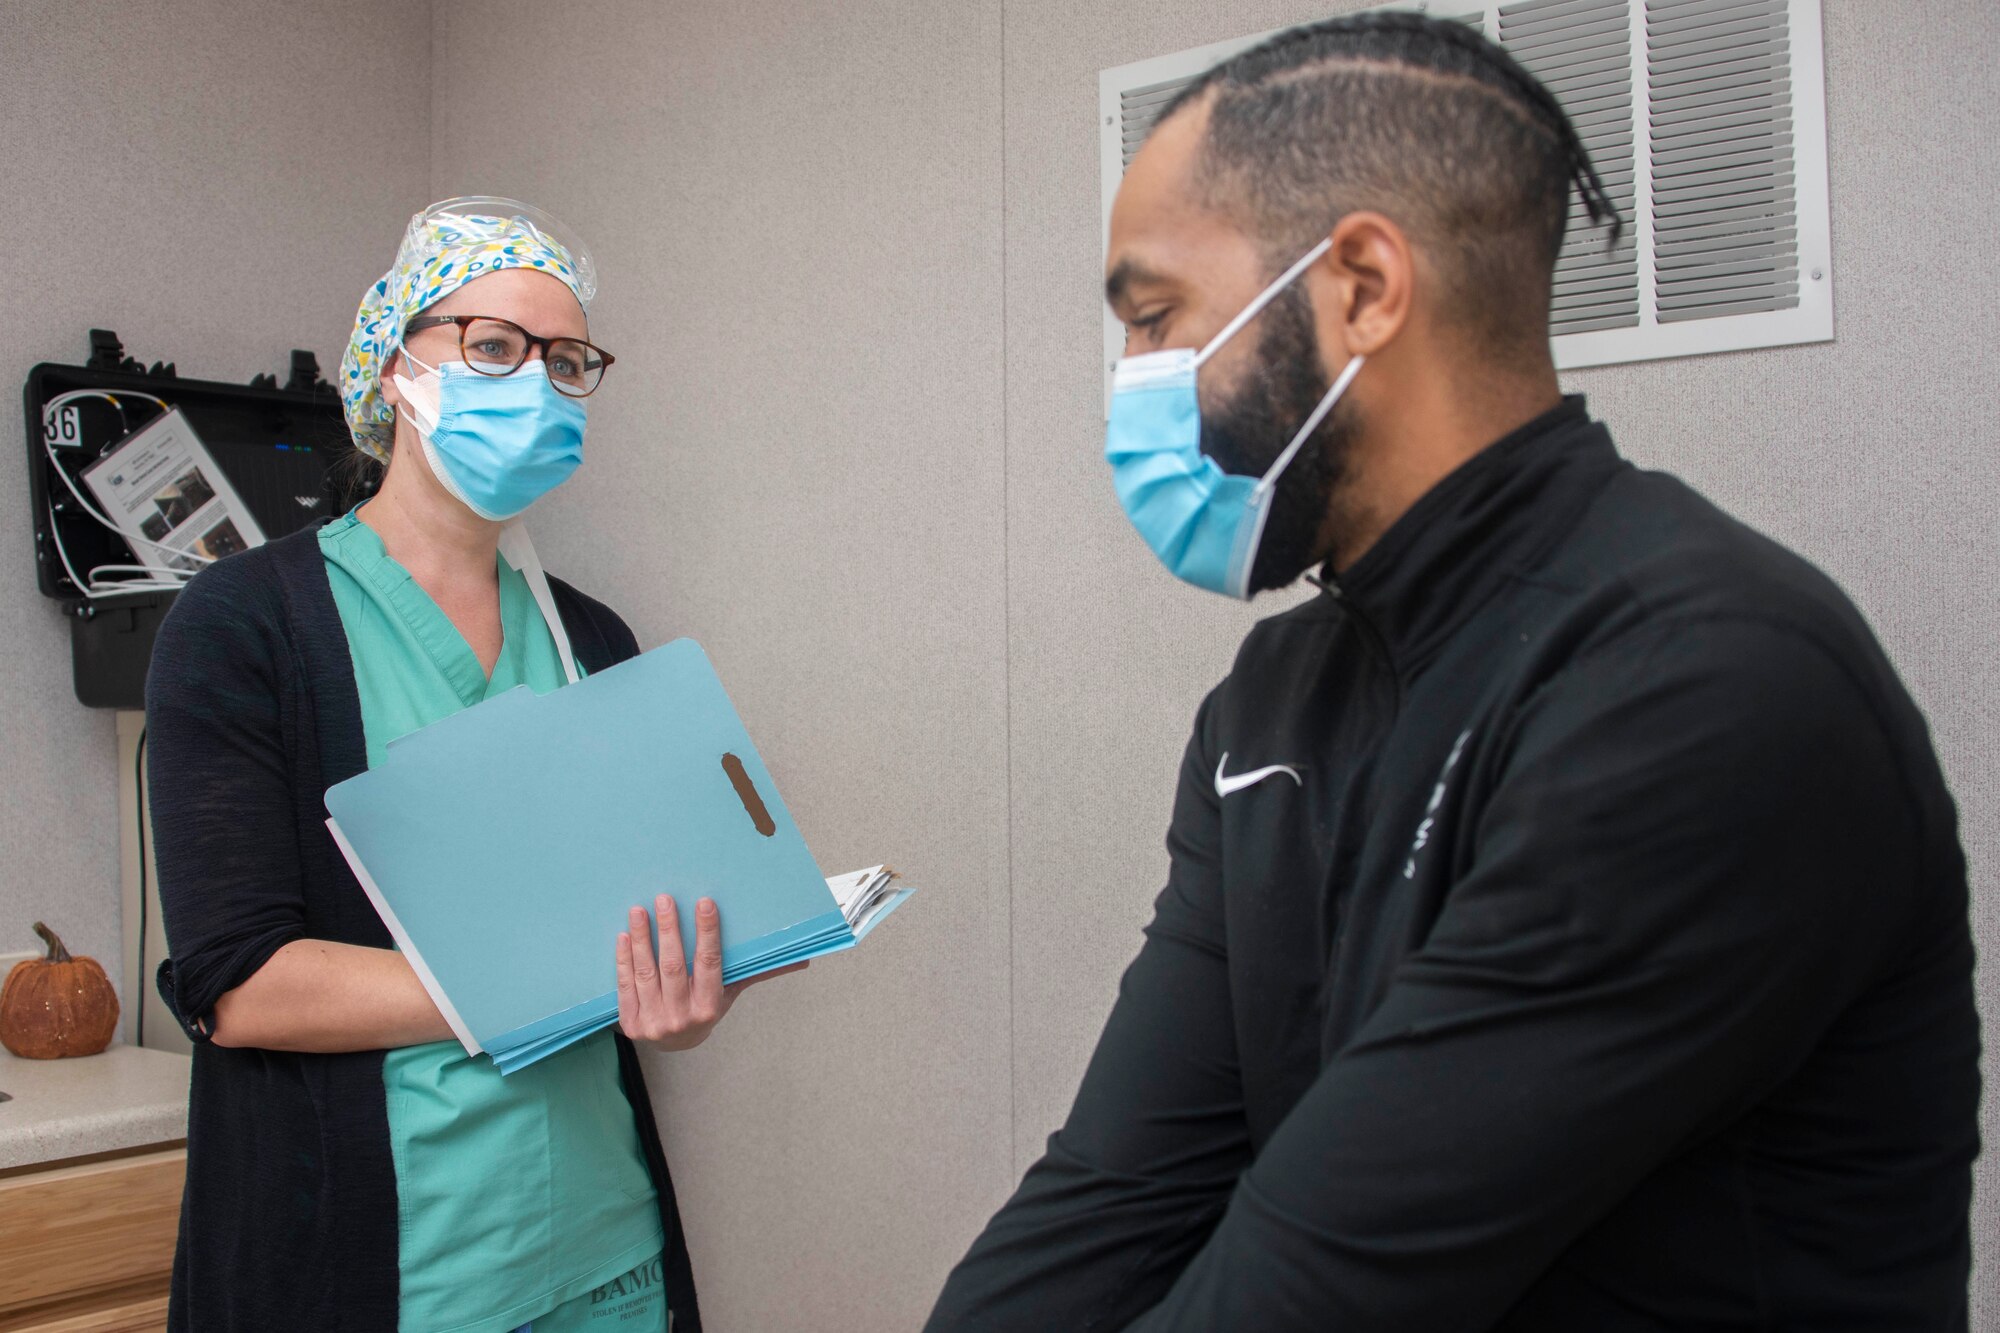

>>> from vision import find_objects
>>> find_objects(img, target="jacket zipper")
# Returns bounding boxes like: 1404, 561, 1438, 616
1305, 570, 1406, 1028
1308, 570, 1397, 697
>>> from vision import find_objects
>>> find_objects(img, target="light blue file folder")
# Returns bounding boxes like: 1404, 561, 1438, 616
323, 638, 913, 1074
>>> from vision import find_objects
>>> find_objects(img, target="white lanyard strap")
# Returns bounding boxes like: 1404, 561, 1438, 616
496, 521, 581, 685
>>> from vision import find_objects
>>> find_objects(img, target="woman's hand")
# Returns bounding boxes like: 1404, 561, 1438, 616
615, 894, 806, 1051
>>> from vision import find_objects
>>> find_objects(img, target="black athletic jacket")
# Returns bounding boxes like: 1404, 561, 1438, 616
929, 398, 1980, 1330
146, 524, 701, 1333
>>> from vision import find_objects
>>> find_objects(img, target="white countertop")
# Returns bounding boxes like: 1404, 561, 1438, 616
0, 1043, 190, 1170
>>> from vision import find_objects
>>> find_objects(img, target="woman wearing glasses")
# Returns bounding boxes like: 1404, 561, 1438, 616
147, 199, 786, 1332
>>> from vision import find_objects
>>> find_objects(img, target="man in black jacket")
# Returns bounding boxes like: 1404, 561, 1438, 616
928, 14, 1979, 1330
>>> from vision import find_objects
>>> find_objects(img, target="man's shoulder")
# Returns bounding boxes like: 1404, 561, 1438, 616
1517, 466, 1947, 800
1548, 466, 1886, 676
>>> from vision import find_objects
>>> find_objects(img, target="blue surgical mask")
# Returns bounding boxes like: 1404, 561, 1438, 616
1105, 237, 1363, 600
391, 355, 586, 521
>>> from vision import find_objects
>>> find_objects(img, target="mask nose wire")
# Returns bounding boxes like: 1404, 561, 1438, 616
1192, 236, 1334, 370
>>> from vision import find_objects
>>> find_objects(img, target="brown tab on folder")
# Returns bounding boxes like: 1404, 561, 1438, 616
720, 752, 776, 837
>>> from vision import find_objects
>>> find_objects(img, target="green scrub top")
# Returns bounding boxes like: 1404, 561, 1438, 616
320, 510, 664, 1333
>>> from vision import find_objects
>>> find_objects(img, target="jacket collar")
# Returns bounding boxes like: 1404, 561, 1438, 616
1315, 395, 1623, 674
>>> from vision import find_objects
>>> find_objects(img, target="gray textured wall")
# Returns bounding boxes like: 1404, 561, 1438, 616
5, 0, 1984, 1326
434, 0, 1996, 1326
0, 3, 431, 991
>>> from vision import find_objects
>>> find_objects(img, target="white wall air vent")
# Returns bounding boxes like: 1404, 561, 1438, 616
1099, 0, 1831, 380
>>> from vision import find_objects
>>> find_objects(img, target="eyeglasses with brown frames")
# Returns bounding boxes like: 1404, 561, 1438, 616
403, 315, 615, 397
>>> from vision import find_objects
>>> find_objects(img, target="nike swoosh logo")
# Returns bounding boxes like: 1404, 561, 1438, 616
1215, 752, 1304, 798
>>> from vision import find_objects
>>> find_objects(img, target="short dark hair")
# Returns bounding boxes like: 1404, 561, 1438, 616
1161, 11, 1620, 363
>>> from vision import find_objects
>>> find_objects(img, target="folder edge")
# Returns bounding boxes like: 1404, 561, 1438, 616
326, 815, 484, 1057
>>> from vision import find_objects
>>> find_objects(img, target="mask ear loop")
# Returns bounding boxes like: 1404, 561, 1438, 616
1193, 237, 1335, 369
389, 353, 443, 438
1254, 353, 1365, 496
389, 339, 462, 439
1227, 352, 1363, 601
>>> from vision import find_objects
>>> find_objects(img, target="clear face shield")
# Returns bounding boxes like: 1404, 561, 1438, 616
397, 196, 599, 309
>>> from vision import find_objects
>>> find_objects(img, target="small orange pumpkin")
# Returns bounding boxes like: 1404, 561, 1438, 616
0, 923, 120, 1059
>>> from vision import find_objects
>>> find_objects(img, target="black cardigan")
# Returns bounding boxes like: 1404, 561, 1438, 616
146, 522, 700, 1333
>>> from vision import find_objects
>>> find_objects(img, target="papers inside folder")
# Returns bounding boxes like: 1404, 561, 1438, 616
322, 638, 915, 1073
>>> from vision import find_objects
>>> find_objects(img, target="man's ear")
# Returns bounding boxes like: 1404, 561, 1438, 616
1307, 210, 1415, 361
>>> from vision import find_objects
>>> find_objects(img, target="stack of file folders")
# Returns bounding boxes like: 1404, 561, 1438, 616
324, 638, 915, 1074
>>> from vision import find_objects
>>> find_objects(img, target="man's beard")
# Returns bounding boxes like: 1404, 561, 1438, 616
1197, 284, 1357, 594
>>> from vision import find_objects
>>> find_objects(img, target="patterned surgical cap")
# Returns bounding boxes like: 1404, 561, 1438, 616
340, 197, 595, 460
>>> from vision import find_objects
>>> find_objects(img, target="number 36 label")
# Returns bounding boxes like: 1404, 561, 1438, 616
42, 404, 83, 450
